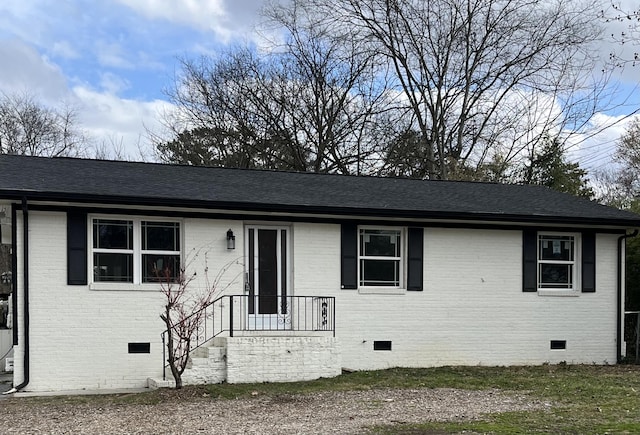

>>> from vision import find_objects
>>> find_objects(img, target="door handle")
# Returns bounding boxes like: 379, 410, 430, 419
244, 272, 251, 293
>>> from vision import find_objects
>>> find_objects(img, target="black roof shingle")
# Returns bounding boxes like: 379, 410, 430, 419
0, 154, 638, 227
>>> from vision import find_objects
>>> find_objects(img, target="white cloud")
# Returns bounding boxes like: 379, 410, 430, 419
96, 41, 133, 69
0, 1, 47, 45
0, 37, 170, 161
0, 1, 83, 54
72, 85, 174, 159
99, 72, 131, 95
115, 0, 264, 42
116, 0, 227, 33
567, 112, 640, 172
51, 40, 80, 60
0, 39, 69, 102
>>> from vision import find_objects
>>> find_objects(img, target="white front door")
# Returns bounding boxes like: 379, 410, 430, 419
245, 226, 291, 330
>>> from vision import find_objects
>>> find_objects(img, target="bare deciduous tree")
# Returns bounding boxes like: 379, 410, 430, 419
590, 117, 640, 207
154, 0, 615, 182
0, 92, 86, 157
159, 264, 200, 390
305, 0, 611, 180
616, 117, 640, 175
601, 1, 640, 67
154, 2, 391, 175
159, 252, 240, 389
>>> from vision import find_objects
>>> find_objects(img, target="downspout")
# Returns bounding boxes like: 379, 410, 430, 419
10, 203, 17, 345
6, 198, 29, 393
618, 229, 639, 364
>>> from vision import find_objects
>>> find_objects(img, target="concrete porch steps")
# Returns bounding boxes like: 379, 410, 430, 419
148, 340, 227, 389
149, 336, 340, 389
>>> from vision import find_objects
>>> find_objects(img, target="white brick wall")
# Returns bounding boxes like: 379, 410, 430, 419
12, 213, 623, 392
294, 224, 621, 370
15, 212, 243, 392
181, 345, 227, 385
224, 336, 341, 383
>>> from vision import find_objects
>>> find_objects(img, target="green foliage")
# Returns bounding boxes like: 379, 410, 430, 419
525, 137, 594, 198
381, 129, 515, 182
157, 128, 248, 168
626, 212, 640, 312
156, 127, 285, 169
605, 119, 640, 313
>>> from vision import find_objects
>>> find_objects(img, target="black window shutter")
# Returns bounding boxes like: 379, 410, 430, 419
582, 231, 596, 293
407, 227, 424, 291
67, 212, 88, 285
341, 223, 357, 289
522, 229, 537, 292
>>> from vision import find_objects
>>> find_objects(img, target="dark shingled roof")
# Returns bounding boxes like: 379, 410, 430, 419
0, 154, 638, 227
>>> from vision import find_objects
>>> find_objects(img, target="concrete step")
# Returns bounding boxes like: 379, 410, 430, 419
148, 377, 174, 389
181, 341, 228, 385
190, 343, 225, 362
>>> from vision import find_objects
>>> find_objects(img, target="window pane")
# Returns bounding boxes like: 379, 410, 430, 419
361, 229, 401, 257
93, 220, 133, 250
360, 259, 400, 286
142, 254, 180, 283
142, 221, 180, 251
539, 263, 572, 288
94, 253, 133, 282
539, 236, 573, 261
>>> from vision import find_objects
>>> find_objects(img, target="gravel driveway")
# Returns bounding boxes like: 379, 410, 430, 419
0, 387, 546, 434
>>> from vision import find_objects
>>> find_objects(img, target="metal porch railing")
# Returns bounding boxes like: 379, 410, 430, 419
161, 295, 335, 380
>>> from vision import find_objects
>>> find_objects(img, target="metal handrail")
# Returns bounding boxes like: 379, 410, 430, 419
161, 293, 224, 380
161, 294, 336, 380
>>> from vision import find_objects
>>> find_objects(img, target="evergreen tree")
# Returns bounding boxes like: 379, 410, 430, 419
524, 138, 594, 199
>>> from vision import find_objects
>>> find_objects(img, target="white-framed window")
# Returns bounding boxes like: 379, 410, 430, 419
538, 233, 579, 290
91, 217, 181, 284
358, 227, 403, 288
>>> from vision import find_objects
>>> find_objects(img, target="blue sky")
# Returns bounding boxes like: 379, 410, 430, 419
0, 0, 639, 171
0, 0, 264, 158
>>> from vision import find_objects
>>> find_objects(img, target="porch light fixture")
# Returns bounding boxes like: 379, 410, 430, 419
226, 229, 236, 250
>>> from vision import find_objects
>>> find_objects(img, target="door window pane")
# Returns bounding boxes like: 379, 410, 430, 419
257, 229, 278, 314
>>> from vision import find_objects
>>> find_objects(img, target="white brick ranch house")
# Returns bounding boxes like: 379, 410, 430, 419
1, 154, 639, 393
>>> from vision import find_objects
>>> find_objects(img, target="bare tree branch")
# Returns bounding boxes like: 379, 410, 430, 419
0, 91, 87, 157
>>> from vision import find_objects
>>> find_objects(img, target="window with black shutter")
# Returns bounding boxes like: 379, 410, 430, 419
341, 224, 423, 291
67, 212, 87, 285
522, 230, 595, 293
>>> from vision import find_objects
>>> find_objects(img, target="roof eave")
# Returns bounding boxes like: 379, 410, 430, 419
2, 190, 639, 229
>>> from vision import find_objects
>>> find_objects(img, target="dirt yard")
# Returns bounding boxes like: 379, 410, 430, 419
0, 387, 546, 434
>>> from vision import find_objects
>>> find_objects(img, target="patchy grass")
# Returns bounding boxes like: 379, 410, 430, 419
7, 365, 640, 433
364, 365, 640, 434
